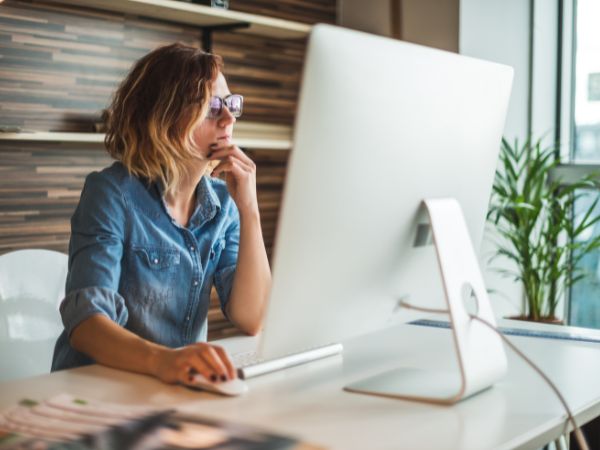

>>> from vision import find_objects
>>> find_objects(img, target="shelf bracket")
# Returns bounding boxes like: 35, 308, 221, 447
201, 22, 251, 53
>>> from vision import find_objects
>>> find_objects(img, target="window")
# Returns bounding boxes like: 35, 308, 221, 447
572, 0, 600, 161
570, 190, 600, 327
564, 0, 600, 328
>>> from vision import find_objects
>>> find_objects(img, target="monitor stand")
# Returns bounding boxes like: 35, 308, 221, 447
344, 198, 507, 405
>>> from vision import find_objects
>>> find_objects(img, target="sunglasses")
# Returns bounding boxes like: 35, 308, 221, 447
207, 94, 243, 119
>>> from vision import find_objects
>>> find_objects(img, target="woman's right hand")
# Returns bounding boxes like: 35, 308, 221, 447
153, 343, 237, 385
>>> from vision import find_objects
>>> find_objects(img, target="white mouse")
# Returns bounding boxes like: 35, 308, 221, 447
186, 374, 249, 397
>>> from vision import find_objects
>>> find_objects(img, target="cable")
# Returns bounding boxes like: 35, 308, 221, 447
398, 300, 589, 450
471, 315, 588, 450
398, 301, 449, 314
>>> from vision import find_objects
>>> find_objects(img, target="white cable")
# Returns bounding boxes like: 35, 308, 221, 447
398, 300, 589, 450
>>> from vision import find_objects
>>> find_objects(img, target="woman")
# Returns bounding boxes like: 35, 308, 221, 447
51, 43, 271, 386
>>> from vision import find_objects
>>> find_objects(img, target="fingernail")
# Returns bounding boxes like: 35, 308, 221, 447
220, 375, 227, 382
210, 374, 218, 383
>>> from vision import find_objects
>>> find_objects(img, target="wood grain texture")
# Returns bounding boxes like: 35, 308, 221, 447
0, 0, 306, 130
0, 0, 334, 340
230, 0, 336, 25
0, 142, 109, 251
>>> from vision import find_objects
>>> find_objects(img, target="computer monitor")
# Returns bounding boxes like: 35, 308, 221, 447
255, 24, 513, 401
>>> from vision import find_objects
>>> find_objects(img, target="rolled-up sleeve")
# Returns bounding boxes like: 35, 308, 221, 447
60, 172, 129, 336
60, 287, 128, 336
214, 203, 240, 316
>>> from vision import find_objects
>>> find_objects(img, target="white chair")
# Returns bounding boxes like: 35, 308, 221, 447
0, 249, 68, 381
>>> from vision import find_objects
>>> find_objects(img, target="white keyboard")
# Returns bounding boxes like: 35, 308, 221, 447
231, 343, 344, 379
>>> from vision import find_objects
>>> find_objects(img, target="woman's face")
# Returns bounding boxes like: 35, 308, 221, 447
192, 72, 236, 158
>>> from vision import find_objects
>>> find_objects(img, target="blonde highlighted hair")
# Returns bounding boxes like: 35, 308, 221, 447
105, 43, 223, 195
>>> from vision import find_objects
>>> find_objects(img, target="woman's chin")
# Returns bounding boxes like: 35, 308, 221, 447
217, 136, 233, 146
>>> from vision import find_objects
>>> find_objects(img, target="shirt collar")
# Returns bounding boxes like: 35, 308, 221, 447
192, 175, 221, 227
155, 176, 221, 229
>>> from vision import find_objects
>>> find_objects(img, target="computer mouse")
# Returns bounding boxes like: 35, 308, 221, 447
187, 374, 249, 397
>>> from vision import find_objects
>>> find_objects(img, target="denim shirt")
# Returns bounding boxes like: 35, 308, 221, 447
51, 162, 239, 371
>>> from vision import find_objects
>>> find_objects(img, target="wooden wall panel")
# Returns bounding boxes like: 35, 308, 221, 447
0, 142, 111, 252
231, 0, 336, 25
0, 0, 202, 131
0, 0, 335, 340
0, 0, 307, 130
213, 33, 306, 125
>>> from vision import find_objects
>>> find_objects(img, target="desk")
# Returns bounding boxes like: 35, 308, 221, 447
1, 321, 600, 450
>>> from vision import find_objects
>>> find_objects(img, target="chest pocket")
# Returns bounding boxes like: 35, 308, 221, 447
124, 246, 181, 308
132, 246, 180, 272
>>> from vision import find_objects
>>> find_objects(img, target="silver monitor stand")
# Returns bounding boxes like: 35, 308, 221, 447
345, 198, 507, 405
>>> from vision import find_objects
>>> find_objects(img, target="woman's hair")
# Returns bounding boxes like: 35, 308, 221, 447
105, 43, 223, 195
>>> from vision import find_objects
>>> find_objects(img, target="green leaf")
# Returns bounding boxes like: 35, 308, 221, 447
487, 134, 600, 320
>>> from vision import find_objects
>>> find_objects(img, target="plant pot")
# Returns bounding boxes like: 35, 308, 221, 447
506, 315, 565, 325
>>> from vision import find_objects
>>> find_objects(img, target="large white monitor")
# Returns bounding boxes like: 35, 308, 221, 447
254, 24, 513, 400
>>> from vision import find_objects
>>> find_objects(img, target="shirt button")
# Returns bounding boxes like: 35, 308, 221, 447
193, 280, 199, 286
153, 258, 159, 264
189, 246, 195, 252
186, 315, 191, 321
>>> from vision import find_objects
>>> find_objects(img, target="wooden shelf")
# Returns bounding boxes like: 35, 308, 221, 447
0, 132, 104, 143
234, 122, 292, 150
47, 0, 312, 39
0, 122, 293, 150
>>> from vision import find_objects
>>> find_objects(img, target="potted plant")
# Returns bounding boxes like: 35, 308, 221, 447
487, 137, 600, 323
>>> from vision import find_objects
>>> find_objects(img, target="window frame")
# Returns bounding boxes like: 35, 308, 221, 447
552, 0, 600, 324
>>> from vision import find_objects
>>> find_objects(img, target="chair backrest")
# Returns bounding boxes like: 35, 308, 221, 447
0, 249, 68, 381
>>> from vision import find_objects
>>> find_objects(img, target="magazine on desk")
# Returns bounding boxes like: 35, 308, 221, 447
0, 393, 298, 450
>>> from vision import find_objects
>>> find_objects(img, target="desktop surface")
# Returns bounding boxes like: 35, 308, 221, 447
1, 322, 600, 450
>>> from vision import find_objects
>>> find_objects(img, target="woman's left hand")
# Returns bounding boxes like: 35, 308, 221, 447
208, 144, 259, 216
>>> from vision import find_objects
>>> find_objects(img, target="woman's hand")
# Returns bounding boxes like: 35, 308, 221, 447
208, 144, 259, 217
153, 342, 237, 385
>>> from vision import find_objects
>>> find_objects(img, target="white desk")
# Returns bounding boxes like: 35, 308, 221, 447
1, 321, 600, 450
